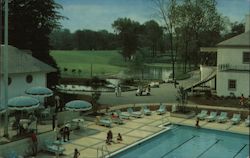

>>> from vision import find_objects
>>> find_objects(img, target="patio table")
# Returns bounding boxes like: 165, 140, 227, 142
72, 118, 84, 129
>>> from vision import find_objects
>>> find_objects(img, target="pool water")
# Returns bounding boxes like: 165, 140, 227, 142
113, 125, 249, 158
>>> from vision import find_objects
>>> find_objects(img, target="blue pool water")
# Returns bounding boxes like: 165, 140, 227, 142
113, 125, 249, 158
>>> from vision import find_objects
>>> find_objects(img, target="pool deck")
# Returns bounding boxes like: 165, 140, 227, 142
34, 110, 249, 158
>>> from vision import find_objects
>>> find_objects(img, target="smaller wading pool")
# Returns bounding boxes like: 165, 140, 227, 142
110, 125, 249, 158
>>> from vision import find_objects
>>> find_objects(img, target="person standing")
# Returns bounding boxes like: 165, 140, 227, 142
118, 86, 122, 96
73, 148, 80, 158
195, 117, 200, 128
30, 131, 38, 156
115, 86, 118, 97
240, 94, 245, 106
63, 126, 70, 142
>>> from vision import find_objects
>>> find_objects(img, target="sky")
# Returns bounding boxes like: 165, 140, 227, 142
55, 0, 250, 33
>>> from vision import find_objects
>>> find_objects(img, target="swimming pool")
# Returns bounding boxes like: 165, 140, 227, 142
112, 125, 249, 158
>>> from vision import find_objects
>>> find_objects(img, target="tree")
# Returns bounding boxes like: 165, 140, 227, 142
1, 0, 64, 88
129, 48, 149, 80
223, 21, 245, 40
50, 29, 73, 50
153, 0, 178, 81
112, 18, 141, 61
140, 20, 163, 57
179, 0, 224, 66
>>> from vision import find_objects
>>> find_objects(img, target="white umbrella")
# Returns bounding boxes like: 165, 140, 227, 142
8, 96, 40, 110
0, 107, 6, 114
25, 86, 53, 108
65, 100, 92, 112
25, 86, 53, 97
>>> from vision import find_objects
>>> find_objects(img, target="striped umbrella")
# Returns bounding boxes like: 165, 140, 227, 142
65, 100, 92, 112
8, 96, 40, 110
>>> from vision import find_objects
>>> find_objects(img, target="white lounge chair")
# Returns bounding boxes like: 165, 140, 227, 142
116, 110, 130, 119
142, 106, 152, 115
245, 115, 250, 126
96, 116, 112, 127
127, 107, 143, 118
231, 114, 241, 125
206, 112, 217, 122
157, 104, 166, 115
197, 110, 208, 120
217, 112, 228, 123
43, 140, 65, 155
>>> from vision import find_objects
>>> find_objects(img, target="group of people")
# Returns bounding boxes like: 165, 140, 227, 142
54, 125, 71, 142
115, 85, 122, 97
136, 85, 151, 96
106, 130, 123, 145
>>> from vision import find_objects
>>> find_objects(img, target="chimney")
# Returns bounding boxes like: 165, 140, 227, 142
245, 14, 250, 32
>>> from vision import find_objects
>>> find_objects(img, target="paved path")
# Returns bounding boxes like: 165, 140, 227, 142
82, 70, 201, 105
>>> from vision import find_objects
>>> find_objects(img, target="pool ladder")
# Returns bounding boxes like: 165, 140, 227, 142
97, 145, 110, 158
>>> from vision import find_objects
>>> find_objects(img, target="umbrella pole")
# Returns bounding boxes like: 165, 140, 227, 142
3, 0, 9, 138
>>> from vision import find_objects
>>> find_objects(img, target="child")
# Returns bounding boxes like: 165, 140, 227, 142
117, 133, 122, 143
73, 148, 80, 158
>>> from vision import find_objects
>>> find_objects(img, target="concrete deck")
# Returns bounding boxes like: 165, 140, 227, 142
33, 111, 249, 158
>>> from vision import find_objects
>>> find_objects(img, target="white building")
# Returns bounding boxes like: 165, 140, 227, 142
0, 45, 56, 106
189, 15, 250, 97
216, 30, 250, 97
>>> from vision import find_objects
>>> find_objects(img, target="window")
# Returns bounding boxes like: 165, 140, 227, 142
228, 80, 236, 90
26, 75, 33, 83
8, 77, 12, 85
243, 52, 250, 63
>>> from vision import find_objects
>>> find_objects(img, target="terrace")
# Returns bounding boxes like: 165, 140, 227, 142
0, 103, 249, 158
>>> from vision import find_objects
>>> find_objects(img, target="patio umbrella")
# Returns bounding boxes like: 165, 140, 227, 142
8, 96, 40, 110
0, 107, 6, 114
25, 86, 53, 97
25, 86, 53, 108
65, 100, 92, 112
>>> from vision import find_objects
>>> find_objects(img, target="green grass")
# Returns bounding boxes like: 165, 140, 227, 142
50, 50, 127, 78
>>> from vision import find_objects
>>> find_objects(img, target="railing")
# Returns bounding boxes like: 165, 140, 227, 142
218, 64, 250, 71
97, 145, 110, 158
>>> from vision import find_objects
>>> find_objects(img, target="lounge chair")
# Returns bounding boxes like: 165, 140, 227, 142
116, 110, 130, 119
43, 140, 65, 155
197, 110, 208, 120
217, 112, 228, 123
157, 104, 166, 115
231, 114, 241, 125
127, 107, 143, 118
245, 115, 250, 126
142, 106, 152, 115
96, 116, 112, 127
206, 112, 217, 122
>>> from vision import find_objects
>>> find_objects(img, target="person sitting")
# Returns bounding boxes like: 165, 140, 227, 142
117, 133, 122, 143
106, 130, 113, 145
111, 113, 118, 119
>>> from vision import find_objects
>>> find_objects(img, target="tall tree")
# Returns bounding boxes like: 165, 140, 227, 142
140, 20, 163, 57
1, 0, 63, 88
112, 18, 141, 61
153, 0, 178, 81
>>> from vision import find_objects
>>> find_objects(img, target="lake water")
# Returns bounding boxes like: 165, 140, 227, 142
131, 66, 172, 81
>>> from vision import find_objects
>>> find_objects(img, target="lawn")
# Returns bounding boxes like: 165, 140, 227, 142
50, 50, 127, 78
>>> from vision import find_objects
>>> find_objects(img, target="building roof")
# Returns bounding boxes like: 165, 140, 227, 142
0, 45, 57, 74
217, 31, 250, 48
